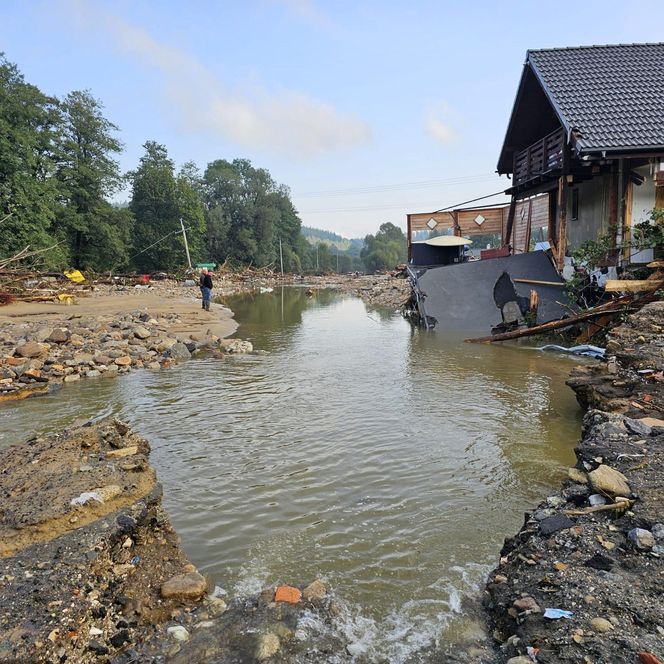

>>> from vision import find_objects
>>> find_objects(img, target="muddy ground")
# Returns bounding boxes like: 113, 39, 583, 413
484, 301, 664, 664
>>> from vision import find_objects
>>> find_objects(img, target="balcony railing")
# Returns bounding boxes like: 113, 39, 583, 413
513, 128, 565, 185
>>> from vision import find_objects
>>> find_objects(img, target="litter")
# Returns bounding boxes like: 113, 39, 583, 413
537, 344, 605, 359
544, 608, 574, 619
70, 491, 103, 506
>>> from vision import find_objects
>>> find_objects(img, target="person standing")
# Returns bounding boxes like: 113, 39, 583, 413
200, 268, 213, 311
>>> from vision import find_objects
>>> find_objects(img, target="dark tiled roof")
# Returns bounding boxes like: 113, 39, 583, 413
528, 43, 664, 152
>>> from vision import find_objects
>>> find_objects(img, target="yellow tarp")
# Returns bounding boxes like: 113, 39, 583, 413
64, 269, 85, 283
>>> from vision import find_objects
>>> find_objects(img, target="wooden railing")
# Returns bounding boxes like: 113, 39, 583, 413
513, 128, 565, 185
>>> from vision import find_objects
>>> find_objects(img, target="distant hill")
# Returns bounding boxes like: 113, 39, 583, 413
301, 226, 364, 255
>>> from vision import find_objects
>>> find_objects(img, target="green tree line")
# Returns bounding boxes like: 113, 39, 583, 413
1, 54, 406, 274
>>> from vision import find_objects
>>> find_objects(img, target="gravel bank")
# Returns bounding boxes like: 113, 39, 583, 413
484, 301, 664, 664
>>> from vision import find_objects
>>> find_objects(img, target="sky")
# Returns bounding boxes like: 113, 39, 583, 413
2, 0, 663, 238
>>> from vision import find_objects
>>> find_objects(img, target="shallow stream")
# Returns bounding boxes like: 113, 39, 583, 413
0, 288, 586, 661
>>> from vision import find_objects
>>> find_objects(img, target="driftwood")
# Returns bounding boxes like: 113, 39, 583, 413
563, 499, 634, 516
605, 279, 664, 293
466, 293, 656, 344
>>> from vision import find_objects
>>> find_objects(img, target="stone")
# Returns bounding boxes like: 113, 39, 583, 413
21, 368, 45, 382
302, 579, 327, 601
589, 494, 607, 506
256, 632, 280, 661
160, 572, 207, 600
568, 467, 588, 484
590, 617, 614, 633
274, 585, 302, 604
513, 596, 540, 613
106, 446, 138, 459
539, 513, 574, 536
585, 553, 614, 571
33, 328, 52, 343
133, 325, 151, 339
628, 528, 655, 550
48, 328, 70, 344
114, 355, 132, 366
624, 417, 653, 437
96, 485, 123, 502
64, 374, 81, 383
89, 627, 103, 636
167, 626, 190, 642
507, 658, 533, 664
109, 630, 130, 648
156, 338, 177, 352
652, 524, 664, 541
167, 342, 191, 361
207, 597, 227, 616
588, 465, 630, 497
15, 341, 46, 358
88, 640, 109, 655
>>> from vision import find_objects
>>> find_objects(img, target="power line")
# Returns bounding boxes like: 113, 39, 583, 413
295, 173, 502, 198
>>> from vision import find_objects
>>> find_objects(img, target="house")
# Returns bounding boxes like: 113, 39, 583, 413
406, 198, 549, 261
498, 43, 664, 270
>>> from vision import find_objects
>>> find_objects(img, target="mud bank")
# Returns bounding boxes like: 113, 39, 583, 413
484, 301, 664, 664
0, 419, 346, 663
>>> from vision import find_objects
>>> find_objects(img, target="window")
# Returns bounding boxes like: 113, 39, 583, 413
571, 188, 579, 221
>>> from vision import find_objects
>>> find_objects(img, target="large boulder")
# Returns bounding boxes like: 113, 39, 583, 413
15, 341, 47, 358
588, 464, 630, 497
167, 342, 191, 361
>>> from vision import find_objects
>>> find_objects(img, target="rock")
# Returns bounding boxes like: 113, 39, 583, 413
106, 446, 138, 459
48, 328, 70, 344
86, 369, 101, 378
539, 513, 574, 536
89, 626, 103, 636
588, 464, 630, 497
15, 341, 46, 358
33, 327, 52, 343
167, 626, 190, 642
156, 338, 177, 352
568, 467, 588, 484
274, 585, 302, 604
114, 355, 132, 366
64, 374, 81, 383
507, 658, 533, 664
109, 630, 130, 648
628, 528, 655, 550
590, 617, 614, 633
302, 579, 327, 601
167, 342, 191, 361
585, 553, 614, 571
624, 417, 653, 437
589, 493, 607, 506
21, 368, 45, 382
513, 596, 540, 613
147, 361, 161, 370
222, 339, 253, 354
88, 641, 110, 655
160, 572, 207, 600
96, 485, 123, 502
652, 523, 664, 541
256, 632, 280, 661
133, 325, 151, 339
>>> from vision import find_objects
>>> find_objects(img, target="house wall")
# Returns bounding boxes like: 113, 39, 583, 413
629, 164, 656, 263
566, 174, 610, 250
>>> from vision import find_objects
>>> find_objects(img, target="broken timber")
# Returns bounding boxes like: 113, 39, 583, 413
605, 279, 664, 293
465, 294, 655, 344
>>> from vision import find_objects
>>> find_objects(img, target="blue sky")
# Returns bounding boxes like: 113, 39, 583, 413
2, 1, 663, 237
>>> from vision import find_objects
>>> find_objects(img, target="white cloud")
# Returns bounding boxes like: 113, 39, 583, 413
425, 104, 458, 145
63, 1, 370, 158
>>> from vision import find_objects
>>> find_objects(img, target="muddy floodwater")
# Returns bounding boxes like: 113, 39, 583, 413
0, 288, 586, 662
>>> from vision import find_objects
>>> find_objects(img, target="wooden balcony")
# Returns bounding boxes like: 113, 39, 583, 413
513, 128, 565, 186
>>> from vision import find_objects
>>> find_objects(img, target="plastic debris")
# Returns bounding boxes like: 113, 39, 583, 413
130, 556, 141, 566
544, 608, 574, 619
537, 344, 605, 359
70, 491, 103, 506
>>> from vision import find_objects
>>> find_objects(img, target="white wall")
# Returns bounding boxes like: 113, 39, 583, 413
630, 165, 655, 264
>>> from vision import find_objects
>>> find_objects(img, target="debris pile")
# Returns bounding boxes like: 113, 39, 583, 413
484, 301, 664, 663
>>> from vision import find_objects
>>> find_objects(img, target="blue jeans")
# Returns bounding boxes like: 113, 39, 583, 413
202, 286, 212, 304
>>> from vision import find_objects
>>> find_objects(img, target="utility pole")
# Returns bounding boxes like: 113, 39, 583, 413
336, 250, 339, 273
279, 237, 284, 276
180, 218, 192, 270
316, 244, 319, 270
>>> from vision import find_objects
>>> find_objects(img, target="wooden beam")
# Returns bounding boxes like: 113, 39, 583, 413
556, 176, 569, 270
605, 279, 664, 293
513, 278, 566, 287
503, 196, 517, 249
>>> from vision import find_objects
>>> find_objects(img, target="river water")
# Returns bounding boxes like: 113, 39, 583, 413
0, 288, 585, 662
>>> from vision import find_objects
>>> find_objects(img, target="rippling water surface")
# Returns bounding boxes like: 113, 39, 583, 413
0, 288, 585, 661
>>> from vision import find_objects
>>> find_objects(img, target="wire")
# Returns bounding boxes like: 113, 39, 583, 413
434, 190, 508, 213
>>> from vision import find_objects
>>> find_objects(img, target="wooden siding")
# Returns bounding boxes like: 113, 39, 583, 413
511, 195, 550, 252
408, 207, 505, 238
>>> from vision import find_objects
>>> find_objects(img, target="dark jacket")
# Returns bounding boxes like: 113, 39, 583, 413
202, 273, 213, 289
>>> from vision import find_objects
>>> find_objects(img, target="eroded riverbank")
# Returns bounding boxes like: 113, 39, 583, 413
484, 301, 664, 664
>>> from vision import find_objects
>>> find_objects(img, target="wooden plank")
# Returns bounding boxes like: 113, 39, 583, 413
556, 176, 568, 270
605, 279, 664, 293
513, 278, 566, 287
574, 313, 615, 344
647, 260, 664, 269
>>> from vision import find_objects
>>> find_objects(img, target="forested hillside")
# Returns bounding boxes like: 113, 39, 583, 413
0, 55, 406, 275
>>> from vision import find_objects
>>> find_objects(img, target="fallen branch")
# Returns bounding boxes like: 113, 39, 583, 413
563, 499, 634, 516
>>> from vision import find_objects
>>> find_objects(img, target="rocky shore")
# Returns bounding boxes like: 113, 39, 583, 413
484, 301, 664, 664
0, 418, 348, 663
